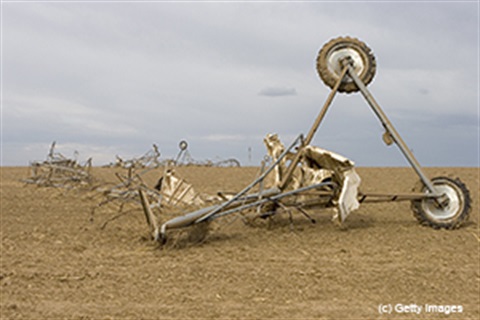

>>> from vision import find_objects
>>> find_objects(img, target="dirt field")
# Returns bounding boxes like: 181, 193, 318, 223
1, 166, 479, 319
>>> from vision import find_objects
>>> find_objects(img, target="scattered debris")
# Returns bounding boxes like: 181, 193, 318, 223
140, 168, 217, 242
91, 161, 220, 230
23, 141, 93, 189
171, 140, 241, 167
90, 164, 162, 229
107, 144, 161, 169
22, 140, 240, 230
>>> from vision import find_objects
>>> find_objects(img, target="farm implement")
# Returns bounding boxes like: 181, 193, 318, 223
140, 36, 471, 244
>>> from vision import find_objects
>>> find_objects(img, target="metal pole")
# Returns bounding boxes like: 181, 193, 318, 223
345, 62, 439, 195
210, 181, 335, 221
279, 66, 349, 190
195, 134, 304, 223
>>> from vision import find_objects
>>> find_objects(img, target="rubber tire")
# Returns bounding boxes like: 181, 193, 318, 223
411, 177, 471, 229
316, 36, 376, 93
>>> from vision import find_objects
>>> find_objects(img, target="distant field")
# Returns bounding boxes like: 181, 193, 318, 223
1, 166, 479, 319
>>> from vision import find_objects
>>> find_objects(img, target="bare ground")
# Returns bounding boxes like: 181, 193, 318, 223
1, 166, 479, 319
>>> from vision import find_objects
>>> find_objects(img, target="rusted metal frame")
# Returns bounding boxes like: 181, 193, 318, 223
195, 134, 305, 224
344, 62, 439, 196
279, 66, 349, 191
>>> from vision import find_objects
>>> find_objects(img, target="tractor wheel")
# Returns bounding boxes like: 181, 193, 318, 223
316, 36, 376, 93
411, 177, 471, 229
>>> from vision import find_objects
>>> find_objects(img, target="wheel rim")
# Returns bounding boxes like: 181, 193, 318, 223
326, 46, 366, 83
421, 183, 463, 221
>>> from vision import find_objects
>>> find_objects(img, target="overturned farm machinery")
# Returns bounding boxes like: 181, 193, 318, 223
140, 36, 471, 244
24, 141, 93, 189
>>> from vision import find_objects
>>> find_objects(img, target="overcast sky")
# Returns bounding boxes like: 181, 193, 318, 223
1, 1, 479, 167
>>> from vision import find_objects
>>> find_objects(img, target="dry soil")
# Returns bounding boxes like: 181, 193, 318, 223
1, 166, 479, 319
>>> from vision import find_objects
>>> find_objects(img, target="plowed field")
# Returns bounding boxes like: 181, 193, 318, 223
1, 166, 479, 319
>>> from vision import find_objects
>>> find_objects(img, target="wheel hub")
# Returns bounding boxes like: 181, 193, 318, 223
421, 185, 460, 220
326, 47, 365, 82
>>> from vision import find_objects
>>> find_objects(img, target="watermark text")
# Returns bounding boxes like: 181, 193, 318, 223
378, 303, 463, 315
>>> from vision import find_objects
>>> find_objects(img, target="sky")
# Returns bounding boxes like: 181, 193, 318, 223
1, 0, 479, 167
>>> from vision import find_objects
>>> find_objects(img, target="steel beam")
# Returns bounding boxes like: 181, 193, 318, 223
344, 61, 439, 195
279, 66, 349, 190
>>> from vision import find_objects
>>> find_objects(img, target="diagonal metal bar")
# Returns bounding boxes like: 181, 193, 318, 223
279, 65, 349, 190
344, 62, 438, 195
208, 181, 335, 221
195, 134, 304, 223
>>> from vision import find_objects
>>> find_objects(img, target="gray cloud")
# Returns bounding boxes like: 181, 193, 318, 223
1, 2, 478, 167
259, 87, 297, 97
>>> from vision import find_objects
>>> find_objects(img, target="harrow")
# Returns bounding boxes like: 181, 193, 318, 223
140, 36, 471, 244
